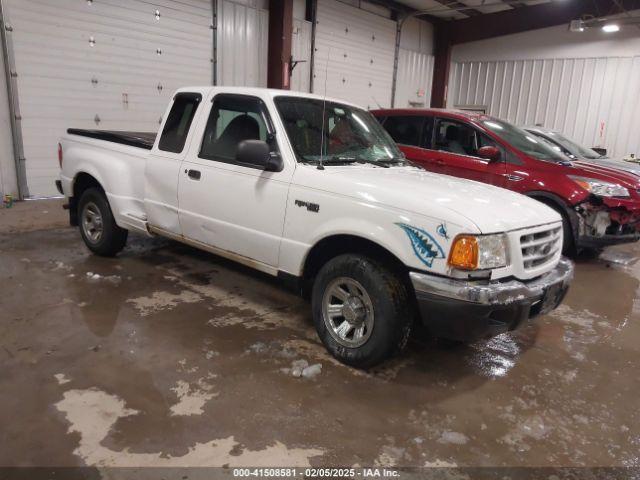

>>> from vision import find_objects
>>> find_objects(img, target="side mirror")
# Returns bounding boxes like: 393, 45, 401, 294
477, 145, 501, 162
236, 140, 283, 172
592, 147, 607, 156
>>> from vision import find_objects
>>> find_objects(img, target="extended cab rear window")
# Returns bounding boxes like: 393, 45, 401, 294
158, 92, 202, 153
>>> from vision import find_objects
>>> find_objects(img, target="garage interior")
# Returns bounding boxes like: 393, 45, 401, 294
1, 0, 640, 475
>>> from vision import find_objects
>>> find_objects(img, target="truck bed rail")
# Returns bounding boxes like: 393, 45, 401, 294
67, 129, 156, 150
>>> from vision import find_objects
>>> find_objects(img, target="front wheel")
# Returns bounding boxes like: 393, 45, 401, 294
78, 187, 128, 257
311, 254, 413, 368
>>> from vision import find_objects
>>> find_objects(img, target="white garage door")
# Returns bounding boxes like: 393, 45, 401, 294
312, 0, 396, 110
4, 0, 213, 197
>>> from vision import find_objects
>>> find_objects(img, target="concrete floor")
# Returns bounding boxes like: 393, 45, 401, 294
1, 199, 639, 470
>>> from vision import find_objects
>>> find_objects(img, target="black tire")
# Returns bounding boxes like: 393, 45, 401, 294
557, 211, 576, 256
77, 187, 128, 257
311, 254, 413, 368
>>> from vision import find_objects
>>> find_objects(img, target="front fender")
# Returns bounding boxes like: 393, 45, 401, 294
280, 191, 477, 276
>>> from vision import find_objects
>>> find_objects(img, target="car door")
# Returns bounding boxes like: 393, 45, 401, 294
144, 92, 203, 235
178, 93, 292, 270
432, 117, 506, 187
380, 115, 441, 173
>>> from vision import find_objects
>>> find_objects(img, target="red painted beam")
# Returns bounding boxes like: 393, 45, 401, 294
267, 0, 294, 89
430, 25, 452, 108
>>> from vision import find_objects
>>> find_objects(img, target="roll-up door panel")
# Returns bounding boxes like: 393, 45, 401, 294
4, 0, 212, 197
313, 0, 396, 110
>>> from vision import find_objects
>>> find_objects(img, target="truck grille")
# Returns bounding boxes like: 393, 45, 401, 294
520, 226, 562, 270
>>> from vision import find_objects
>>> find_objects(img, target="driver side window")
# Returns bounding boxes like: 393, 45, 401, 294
434, 119, 496, 158
200, 94, 275, 166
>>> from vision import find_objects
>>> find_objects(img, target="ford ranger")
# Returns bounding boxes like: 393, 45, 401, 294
56, 87, 573, 368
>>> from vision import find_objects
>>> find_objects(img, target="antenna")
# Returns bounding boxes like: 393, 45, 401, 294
318, 46, 331, 170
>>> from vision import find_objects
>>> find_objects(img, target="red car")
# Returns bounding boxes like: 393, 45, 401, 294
372, 108, 640, 254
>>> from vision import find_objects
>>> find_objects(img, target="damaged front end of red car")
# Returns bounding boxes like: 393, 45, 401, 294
573, 195, 640, 248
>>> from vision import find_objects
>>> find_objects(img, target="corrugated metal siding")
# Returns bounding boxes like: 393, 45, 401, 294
217, 0, 268, 87
291, 18, 311, 92
4, 0, 212, 197
395, 49, 434, 108
313, 0, 396, 109
0, 30, 17, 197
448, 56, 640, 158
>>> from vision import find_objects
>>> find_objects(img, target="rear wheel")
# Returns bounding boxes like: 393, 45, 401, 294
311, 254, 413, 368
78, 187, 128, 257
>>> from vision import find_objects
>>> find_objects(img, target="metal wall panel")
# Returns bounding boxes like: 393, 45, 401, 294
4, 0, 212, 197
395, 48, 434, 108
313, 0, 396, 109
291, 18, 311, 93
0, 24, 17, 197
216, 0, 268, 88
448, 56, 640, 158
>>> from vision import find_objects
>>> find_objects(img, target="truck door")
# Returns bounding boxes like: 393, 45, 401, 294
145, 92, 203, 235
432, 117, 506, 187
178, 93, 292, 269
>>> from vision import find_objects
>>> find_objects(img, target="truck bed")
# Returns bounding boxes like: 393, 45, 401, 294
67, 129, 156, 150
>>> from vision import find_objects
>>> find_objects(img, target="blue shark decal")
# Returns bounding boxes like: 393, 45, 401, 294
436, 222, 449, 240
396, 223, 446, 268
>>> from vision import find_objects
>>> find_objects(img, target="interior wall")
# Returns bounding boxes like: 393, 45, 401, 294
217, 0, 269, 87
0, 16, 19, 197
448, 21, 640, 158
395, 17, 434, 108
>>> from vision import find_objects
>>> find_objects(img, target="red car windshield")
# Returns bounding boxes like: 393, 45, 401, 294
481, 117, 568, 163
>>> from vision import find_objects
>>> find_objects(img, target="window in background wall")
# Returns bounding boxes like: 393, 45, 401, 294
453, 105, 487, 114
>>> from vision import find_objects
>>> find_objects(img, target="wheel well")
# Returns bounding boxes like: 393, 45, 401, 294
69, 173, 103, 226
527, 193, 571, 222
527, 192, 578, 244
73, 172, 103, 198
303, 235, 408, 285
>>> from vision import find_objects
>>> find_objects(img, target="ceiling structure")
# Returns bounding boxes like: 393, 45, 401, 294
395, 0, 552, 20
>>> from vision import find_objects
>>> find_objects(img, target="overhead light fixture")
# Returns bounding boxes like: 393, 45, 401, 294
602, 23, 620, 32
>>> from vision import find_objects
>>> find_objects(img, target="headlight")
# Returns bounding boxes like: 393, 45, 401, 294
569, 175, 630, 198
448, 234, 508, 270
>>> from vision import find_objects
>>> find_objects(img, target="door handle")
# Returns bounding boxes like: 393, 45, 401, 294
501, 173, 524, 182
187, 169, 201, 180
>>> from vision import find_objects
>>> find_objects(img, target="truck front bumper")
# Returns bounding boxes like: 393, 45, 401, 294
410, 258, 574, 342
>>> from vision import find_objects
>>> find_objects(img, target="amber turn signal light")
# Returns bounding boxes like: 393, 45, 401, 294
448, 235, 479, 270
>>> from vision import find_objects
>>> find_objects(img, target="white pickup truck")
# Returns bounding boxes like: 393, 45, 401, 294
57, 86, 573, 368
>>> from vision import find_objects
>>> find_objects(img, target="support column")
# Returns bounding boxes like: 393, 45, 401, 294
267, 0, 293, 90
430, 25, 452, 109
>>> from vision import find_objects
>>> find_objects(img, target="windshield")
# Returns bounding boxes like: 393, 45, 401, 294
544, 131, 604, 159
481, 117, 568, 163
274, 96, 404, 165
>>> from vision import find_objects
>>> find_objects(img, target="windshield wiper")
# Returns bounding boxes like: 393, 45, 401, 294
301, 156, 394, 168
334, 156, 390, 168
